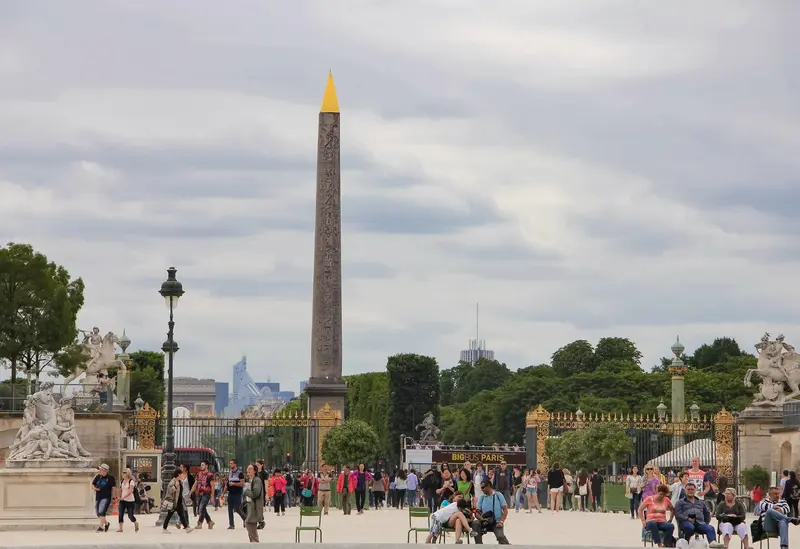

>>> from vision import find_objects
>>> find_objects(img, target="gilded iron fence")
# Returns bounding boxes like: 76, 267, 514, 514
526, 406, 737, 484
129, 403, 342, 472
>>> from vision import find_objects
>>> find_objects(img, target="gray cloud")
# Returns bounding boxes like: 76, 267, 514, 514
344, 195, 503, 235
0, 0, 797, 386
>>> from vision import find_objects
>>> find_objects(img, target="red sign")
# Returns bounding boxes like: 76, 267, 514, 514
431, 450, 527, 466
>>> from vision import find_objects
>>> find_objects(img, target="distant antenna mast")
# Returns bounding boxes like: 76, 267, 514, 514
473, 302, 479, 365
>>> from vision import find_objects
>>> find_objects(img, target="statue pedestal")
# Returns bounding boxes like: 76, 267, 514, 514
737, 405, 785, 472
0, 461, 96, 531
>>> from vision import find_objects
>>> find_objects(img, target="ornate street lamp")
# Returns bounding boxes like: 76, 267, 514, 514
157, 267, 184, 524
657, 399, 667, 422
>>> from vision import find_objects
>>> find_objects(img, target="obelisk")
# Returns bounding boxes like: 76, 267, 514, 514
306, 72, 348, 421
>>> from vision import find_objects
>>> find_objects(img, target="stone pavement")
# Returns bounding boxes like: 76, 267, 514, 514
4, 506, 800, 547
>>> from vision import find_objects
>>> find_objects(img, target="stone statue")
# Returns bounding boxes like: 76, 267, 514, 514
53, 396, 90, 457
7, 382, 91, 462
64, 329, 127, 386
745, 332, 800, 406
415, 412, 441, 443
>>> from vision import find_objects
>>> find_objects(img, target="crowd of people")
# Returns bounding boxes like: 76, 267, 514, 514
620, 457, 800, 549
88, 454, 800, 547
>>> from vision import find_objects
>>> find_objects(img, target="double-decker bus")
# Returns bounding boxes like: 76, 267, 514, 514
173, 447, 225, 474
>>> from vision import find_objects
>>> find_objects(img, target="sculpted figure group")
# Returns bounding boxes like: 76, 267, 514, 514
745, 333, 800, 406
8, 382, 90, 461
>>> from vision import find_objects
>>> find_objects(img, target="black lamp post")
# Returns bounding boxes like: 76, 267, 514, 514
157, 267, 184, 523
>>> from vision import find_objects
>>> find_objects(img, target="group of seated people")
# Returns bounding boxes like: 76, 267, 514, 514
639, 482, 799, 549
424, 479, 511, 545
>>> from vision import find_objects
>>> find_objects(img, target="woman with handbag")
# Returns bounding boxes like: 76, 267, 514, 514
299, 469, 316, 507
626, 465, 643, 519
161, 470, 193, 534
243, 463, 265, 543
577, 470, 590, 512
117, 468, 139, 533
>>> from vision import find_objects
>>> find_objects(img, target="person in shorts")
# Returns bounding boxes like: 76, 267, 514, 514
426, 492, 474, 544
91, 463, 116, 532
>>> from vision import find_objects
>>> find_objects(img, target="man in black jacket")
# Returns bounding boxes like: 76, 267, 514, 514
422, 465, 443, 512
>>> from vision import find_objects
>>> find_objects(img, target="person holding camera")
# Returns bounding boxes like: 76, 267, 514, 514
470, 479, 510, 544
674, 482, 716, 545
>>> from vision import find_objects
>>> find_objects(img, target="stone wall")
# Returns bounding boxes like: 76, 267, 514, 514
0, 412, 124, 468
771, 428, 800, 474
737, 407, 784, 474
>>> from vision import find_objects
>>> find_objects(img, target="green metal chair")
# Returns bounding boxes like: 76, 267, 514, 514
438, 525, 471, 544
407, 506, 431, 543
296, 505, 323, 543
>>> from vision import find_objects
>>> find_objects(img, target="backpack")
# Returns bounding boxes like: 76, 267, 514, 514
133, 481, 142, 504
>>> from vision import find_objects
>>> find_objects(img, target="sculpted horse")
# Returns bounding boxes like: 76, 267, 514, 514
745, 342, 800, 403
64, 331, 127, 386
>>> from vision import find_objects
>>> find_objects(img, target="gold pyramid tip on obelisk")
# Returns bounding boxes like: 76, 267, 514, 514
320, 71, 340, 113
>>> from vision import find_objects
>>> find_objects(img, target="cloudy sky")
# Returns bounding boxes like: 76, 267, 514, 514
1, 1, 798, 391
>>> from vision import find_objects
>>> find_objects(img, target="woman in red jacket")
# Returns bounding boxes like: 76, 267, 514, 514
299, 469, 317, 507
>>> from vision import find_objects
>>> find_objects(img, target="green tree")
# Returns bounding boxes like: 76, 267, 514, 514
0, 243, 85, 393
321, 419, 380, 467
741, 465, 770, 490
440, 368, 456, 406
453, 358, 512, 404
128, 350, 166, 414
344, 372, 390, 456
689, 337, 745, 371
387, 354, 440, 454
551, 340, 596, 377
595, 337, 643, 366
547, 423, 633, 470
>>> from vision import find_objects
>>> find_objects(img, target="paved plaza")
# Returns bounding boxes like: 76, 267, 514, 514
4, 506, 800, 548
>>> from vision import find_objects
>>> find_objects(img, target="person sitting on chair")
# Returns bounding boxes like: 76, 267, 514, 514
716, 488, 749, 549
674, 482, 716, 544
756, 486, 800, 549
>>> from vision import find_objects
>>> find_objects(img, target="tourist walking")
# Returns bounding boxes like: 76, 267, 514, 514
576, 470, 589, 512
626, 465, 643, 519
91, 463, 116, 532
317, 468, 332, 514
782, 471, 800, 517
177, 464, 194, 528
300, 469, 316, 507
422, 465, 443, 512
117, 468, 138, 533
271, 469, 287, 515
161, 470, 193, 534
194, 460, 215, 530
337, 465, 355, 515
407, 468, 419, 507
244, 463, 265, 543
395, 469, 409, 509
353, 463, 372, 514
493, 461, 512, 508
225, 459, 246, 529
372, 469, 386, 508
